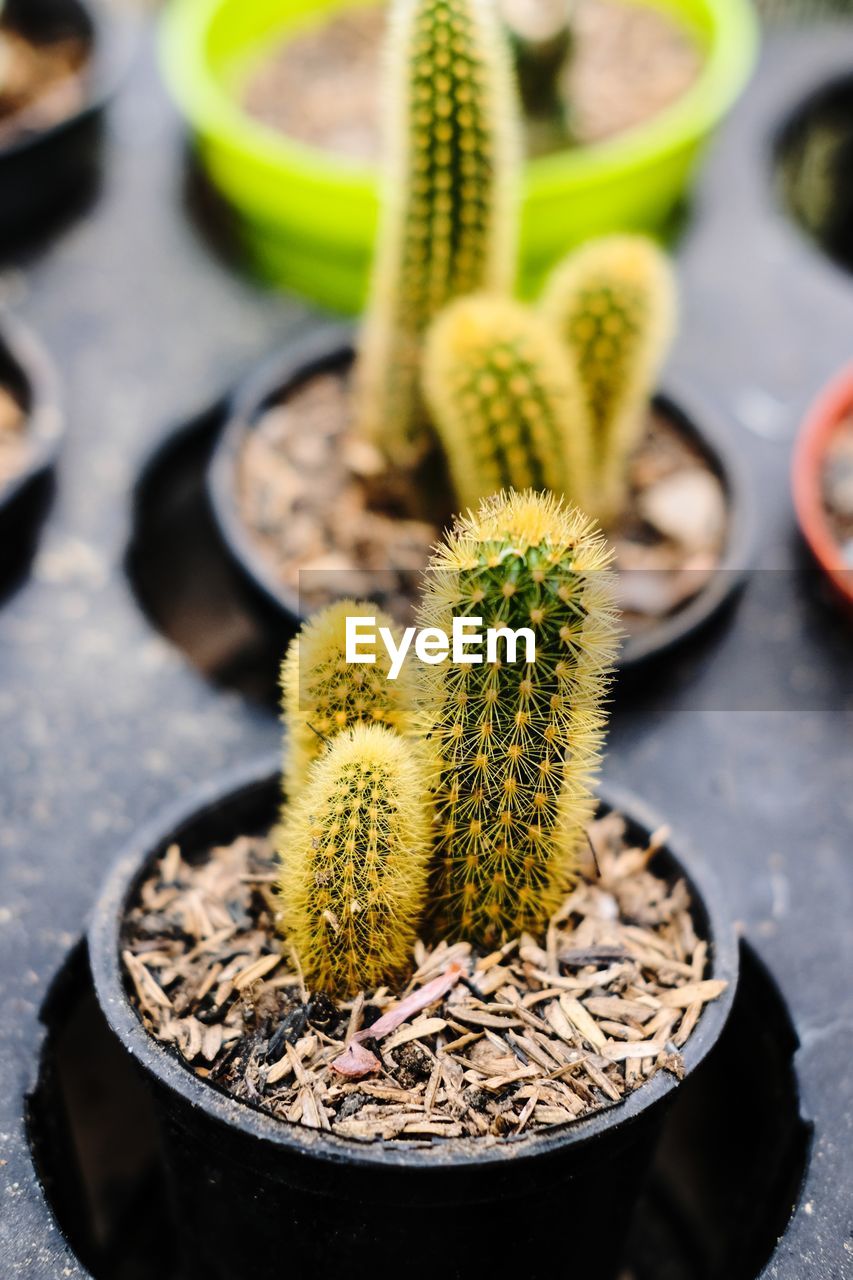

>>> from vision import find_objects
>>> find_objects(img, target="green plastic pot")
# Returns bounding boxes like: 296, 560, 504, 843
161, 0, 759, 314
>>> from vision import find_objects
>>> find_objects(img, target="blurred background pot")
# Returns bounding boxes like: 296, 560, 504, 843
89, 759, 738, 1280
793, 362, 853, 616
0, 313, 62, 584
160, 0, 759, 313
0, 0, 126, 241
207, 329, 754, 669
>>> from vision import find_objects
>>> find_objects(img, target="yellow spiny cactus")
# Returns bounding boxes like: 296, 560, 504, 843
541, 235, 677, 522
278, 724, 432, 997
417, 489, 620, 946
355, 0, 520, 467
422, 293, 593, 511
281, 600, 419, 796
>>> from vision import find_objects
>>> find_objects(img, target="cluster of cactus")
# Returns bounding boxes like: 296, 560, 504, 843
276, 490, 619, 996
354, 0, 520, 467
424, 234, 677, 525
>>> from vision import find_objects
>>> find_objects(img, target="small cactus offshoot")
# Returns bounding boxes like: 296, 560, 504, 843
423, 293, 593, 512
417, 489, 619, 946
281, 600, 419, 795
278, 724, 432, 997
355, 0, 520, 467
541, 235, 677, 522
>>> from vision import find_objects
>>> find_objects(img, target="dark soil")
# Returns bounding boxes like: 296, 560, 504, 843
241, 0, 703, 162
235, 366, 729, 632
121, 811, 727, 1144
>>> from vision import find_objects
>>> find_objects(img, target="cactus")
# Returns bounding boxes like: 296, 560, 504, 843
423, 293, 593, 512
281, 600, 419, 796
417, 489, 619, 946
278, 724, 432, 997
355, 0, 520, 468
541, 235, 677, 523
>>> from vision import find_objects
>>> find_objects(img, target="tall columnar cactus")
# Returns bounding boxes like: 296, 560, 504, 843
423, 293, 593, 512
541, 235, 677, 523
417, 489, 619, 946
278, 724, 432, 997
355, 0, 520, 467
281, 600, 419, 795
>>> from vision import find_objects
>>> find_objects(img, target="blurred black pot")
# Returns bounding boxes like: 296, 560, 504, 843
0, 313, 62, 584
0, 0, 127, 241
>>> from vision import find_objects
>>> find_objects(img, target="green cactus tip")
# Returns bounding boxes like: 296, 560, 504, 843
542, 235, 677, 523
418, 488, 620, 947
423, 292, 593, 513
281, 599, 419, 796
355, 0, 521, 468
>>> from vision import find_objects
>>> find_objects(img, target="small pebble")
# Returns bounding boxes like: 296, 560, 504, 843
638, 468, 726, 552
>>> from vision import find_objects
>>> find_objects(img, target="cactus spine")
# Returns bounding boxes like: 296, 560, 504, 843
281, 600, 419, 795
355, 0, 520, 467
541, 235, 677, 523
278, 724, 432, 997
417, 490, 619, 946
423, 293, 593, 512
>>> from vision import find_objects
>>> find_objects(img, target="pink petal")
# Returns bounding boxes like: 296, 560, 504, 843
354, 963, 464, 1043
329, 964, 464, 1079
330, 1039, 381, 1078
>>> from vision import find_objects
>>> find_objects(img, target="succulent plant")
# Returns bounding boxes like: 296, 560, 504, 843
281, 600, 419, 795
423, 292, 593, 513
355, 0, 520, 468
417, 489, 619, 946
541, 235, 677, 523
278, 723, 432, 997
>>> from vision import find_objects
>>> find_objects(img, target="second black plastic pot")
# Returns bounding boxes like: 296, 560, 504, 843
0, 313, 62, 585
88, 758, 738, 1280
208, 327, 754, 670
0, 0, 125, 241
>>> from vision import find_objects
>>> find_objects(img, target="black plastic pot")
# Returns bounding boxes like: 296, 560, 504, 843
0, 313, 62, 582
208, 328, 754, 669
0, 0, 125, 241
89, 757, 738, 1280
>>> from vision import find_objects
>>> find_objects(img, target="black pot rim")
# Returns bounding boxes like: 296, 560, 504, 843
207, 326, 755, 669
0, 311, 63, 513
88, 755, 739, 1173
0, 0, 130, 165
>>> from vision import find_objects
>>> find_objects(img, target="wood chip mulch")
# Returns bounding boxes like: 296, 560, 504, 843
236, 368, 727, 632
121, 811, 727, 1147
